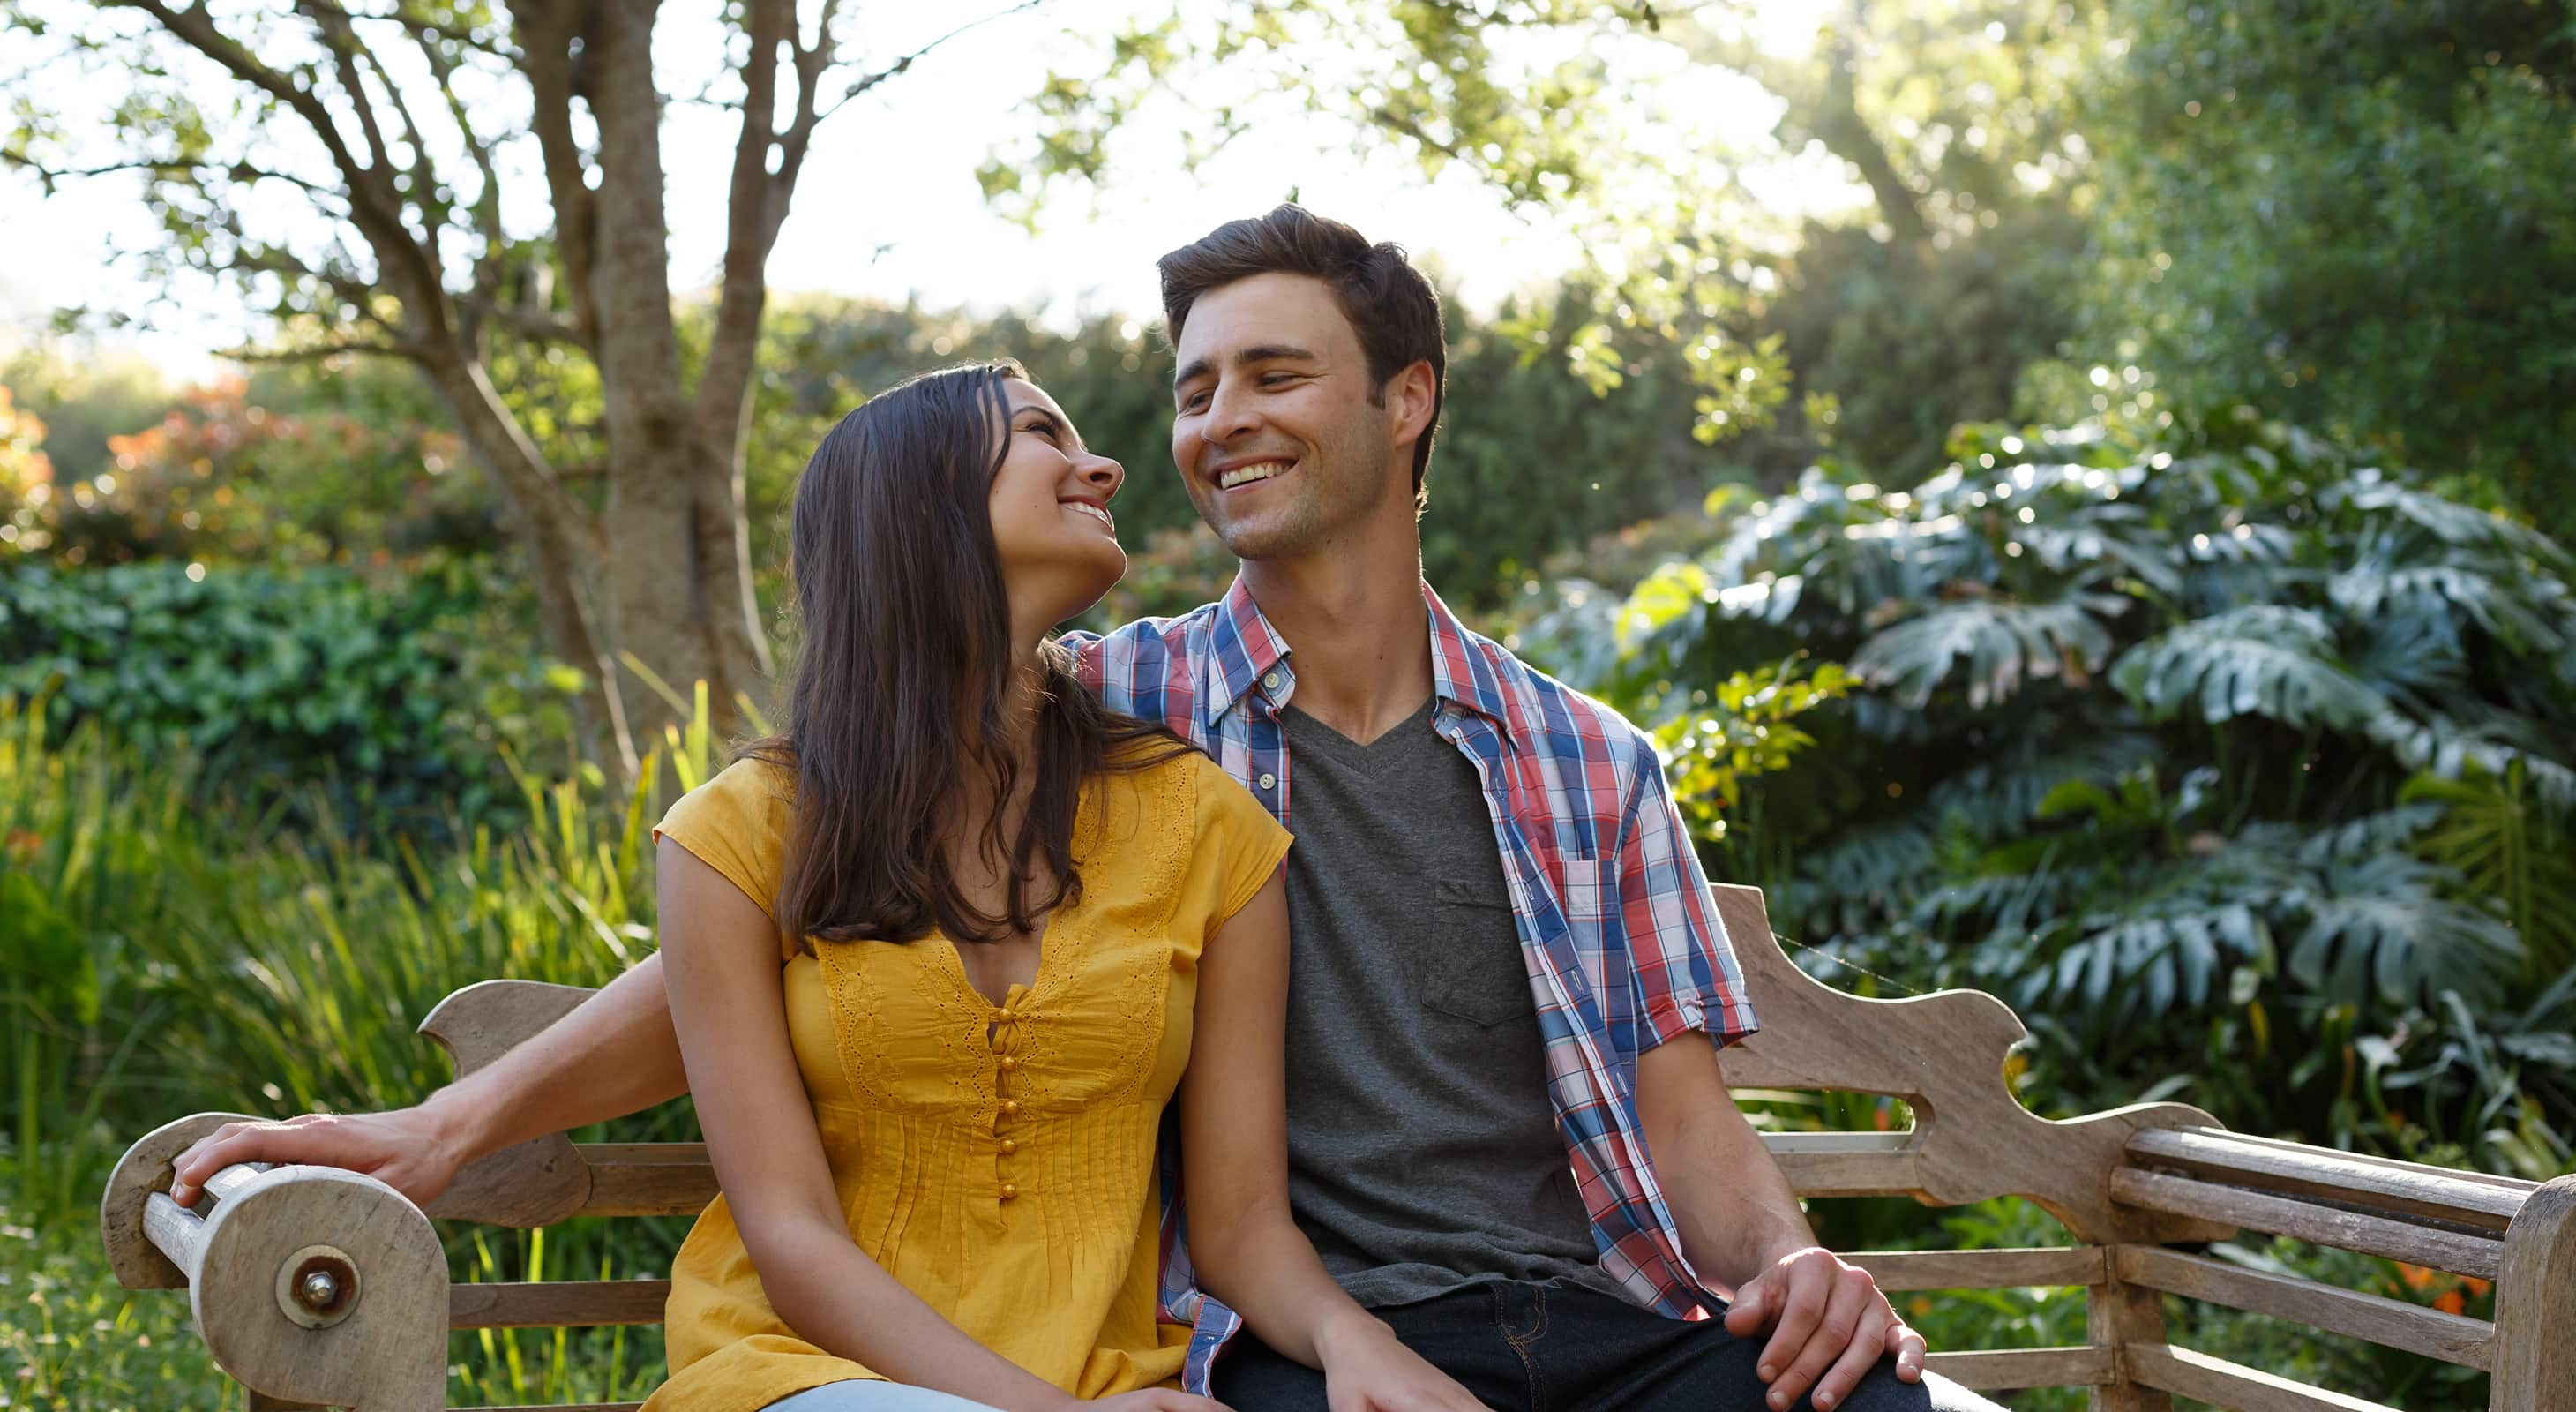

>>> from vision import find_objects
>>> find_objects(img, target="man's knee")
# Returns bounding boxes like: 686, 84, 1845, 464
1826, 1364, 2004, 1412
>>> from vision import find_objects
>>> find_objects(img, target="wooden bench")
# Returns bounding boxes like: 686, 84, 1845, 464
100, 885, 2576, 1411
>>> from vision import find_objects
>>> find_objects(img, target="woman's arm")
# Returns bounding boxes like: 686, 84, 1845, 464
173, 954, 685, 1208
657, 837, 1080, 1412
1178, 872, 1486, 1412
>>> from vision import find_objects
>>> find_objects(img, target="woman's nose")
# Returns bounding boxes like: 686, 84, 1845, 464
1082, 452, 1124, 499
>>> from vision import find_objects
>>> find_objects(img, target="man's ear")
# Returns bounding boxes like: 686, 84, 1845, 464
1386, 359, 1438, 449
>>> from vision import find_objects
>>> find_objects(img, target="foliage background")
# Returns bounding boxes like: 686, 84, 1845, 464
4, 0, 2573, 1408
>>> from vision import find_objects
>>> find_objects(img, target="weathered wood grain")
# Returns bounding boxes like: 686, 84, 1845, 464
1923, 1346, 2115, 1390
183, 1165, 448, 1412
142, 1192, 210, 1285
2490, 1174, 2576, 1412
416, 980, 598, 1228
2113, 1244, 2492, 1370
2126, 1127, 2532, 1232
2124, 1343, 2397, 1412
1846, 1247, 2107, 1291
1712, 885, 2227, 1250
2109, 1168, 2505, 1280
2089, 1281, 2173, 1412
100, 1111, 260, 1290
449, 1279, 672, 1329
578, 1142, 720, 1217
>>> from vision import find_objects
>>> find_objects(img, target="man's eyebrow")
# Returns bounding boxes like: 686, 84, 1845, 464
1172, 343, 1322, 393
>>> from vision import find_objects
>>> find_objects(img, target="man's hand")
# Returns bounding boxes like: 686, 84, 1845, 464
1724, 1246, 1924, 1412
169, 1106, 468, 1209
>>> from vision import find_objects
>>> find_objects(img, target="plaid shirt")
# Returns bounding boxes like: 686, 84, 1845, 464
1067, 577, 1760, 1393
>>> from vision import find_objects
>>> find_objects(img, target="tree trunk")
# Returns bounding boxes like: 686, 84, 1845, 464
574, 0, 769, 756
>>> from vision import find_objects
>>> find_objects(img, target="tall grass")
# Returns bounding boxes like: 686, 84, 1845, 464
0, 688, 745, 1406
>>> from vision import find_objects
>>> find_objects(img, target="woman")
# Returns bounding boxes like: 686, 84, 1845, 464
647, 361, 1480, 1412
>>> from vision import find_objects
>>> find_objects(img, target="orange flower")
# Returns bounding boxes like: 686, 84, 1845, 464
3, 830, 39, 864
2462, 1276, 2491, 1298
2435, 1289, 2467, 1315
2396, 1262, 2437, 1291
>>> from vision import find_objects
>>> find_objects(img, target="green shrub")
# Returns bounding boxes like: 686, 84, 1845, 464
1519, 409, 2576, 1181
0, 561, 578, 842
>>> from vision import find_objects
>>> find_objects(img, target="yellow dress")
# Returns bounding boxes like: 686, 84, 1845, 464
641, 747, 1291, 1412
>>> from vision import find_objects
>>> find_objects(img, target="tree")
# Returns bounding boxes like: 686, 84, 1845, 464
3, 1, 1034, 771
2086, 0, 2576, 540
987, 1, 2108, 479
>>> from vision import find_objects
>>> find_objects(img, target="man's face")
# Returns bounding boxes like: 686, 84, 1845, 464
1170, 272, 1404, 560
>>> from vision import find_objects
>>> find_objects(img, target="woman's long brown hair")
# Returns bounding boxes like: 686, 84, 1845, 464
748, 359, 1188, 949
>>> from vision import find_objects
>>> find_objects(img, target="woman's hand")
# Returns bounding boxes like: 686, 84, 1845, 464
170, 1108, 468, 1208
1316, 1313, 1490, 1412
1075, 1393, 1232, 1412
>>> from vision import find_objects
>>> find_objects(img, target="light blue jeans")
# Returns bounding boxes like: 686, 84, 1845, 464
765, 1381, 1007, 1411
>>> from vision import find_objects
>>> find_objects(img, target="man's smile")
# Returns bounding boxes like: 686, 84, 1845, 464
1211, 456, 1296, 492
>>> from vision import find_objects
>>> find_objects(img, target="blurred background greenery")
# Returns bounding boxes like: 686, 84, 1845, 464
2, 0, 2570, 1408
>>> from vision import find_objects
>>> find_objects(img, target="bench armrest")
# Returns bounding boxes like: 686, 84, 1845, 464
101, 1113, 451, 1412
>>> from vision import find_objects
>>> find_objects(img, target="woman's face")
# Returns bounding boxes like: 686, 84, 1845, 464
988, 378, 1126, 628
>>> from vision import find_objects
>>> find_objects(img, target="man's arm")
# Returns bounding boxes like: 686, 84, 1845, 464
1636, 1039, 1923, 1412
1611, 723, 1921, 1412
170, 952, 686, 1207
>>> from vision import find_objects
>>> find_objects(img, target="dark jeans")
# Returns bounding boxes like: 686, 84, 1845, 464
1211, 1281, 2003, 1412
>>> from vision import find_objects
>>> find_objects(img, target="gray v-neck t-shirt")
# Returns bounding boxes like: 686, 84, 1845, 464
1276, 698, 1623, 1308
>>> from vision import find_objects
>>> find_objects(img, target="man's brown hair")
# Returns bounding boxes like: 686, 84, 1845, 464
1158, 205, 1447, 507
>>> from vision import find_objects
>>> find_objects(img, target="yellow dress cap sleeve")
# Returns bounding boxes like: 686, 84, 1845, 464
1189, 751, 1294, 928
653, 755, 801, 963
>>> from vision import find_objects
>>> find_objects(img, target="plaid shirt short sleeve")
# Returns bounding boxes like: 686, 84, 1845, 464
1062, 578, 1758, 1393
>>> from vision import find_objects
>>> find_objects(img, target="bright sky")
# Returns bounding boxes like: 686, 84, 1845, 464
0, 1, 1854, 379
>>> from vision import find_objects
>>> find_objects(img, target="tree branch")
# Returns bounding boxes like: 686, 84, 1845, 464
413, 27, 516, 341
234, 333, 429, 363
1, 152, 346, 210
821, 0, 1048, 119
511, 1, 602, 346
296, 0, 522, 62
458, 292, 588, 346
106, 0, 457, 333
693, 0, 796, 447
232, 243, 395, 328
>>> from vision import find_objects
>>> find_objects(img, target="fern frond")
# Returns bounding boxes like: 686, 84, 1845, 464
2286, 852, 2522, 1009
1853, 595, 2123, 710
2113, 605, 2387, 730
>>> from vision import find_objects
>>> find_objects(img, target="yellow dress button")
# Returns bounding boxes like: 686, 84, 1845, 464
1000, 1100, 1022, 1115
994, 1010, 1015, 1024
999, 1055, 1019, 1071
999, 1183, 1019, 1200
998, 1138, 1017, 1154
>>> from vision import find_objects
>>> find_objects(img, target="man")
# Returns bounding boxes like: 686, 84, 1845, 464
176, 207, 1996, 1412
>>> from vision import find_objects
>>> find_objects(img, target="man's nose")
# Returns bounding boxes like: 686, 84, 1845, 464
1202, 382, 1262, 444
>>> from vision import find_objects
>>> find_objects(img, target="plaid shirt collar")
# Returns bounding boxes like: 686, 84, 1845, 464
1198, 575, 1510, 734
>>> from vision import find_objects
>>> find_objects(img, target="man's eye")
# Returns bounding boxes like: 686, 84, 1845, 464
1261, 372, 1298, 387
